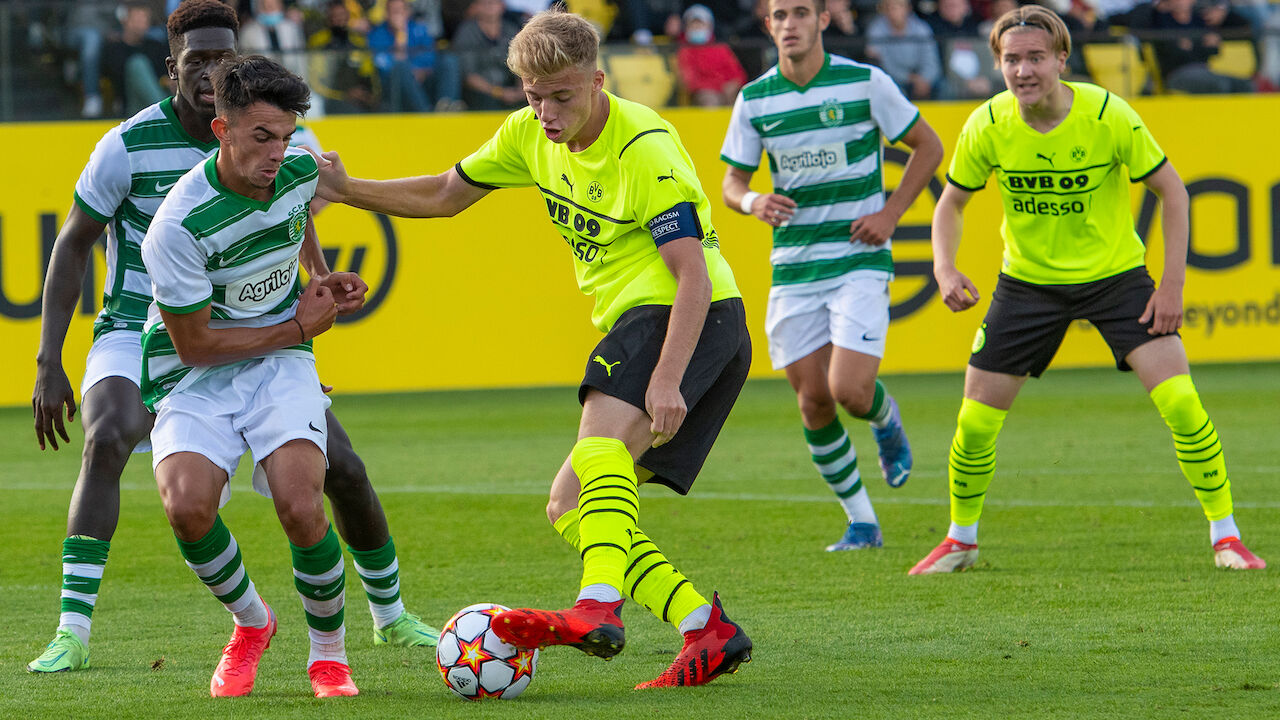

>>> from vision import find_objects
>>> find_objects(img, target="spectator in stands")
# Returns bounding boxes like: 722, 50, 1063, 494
368, 0, 463, 110
504, 0, 553, 24
309, 0, 379, 111
866, 0, 942, 99
927, 0, 981, 36
977, 0, 1017, 38
824, 0, 865, 59
241, 0, 310, 80
1126, 0, 1253, 93
453, 0, 524, 109
1061, 0, 1109, 79
68, 1, 120, 118
928, 0, 998, 99
1092, 0, 1140, 20
101, 2, 170, 116
674, 4, 748, 106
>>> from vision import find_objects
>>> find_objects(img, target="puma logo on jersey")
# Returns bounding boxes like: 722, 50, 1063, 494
155, 179, 178, 193
1036, 152, 1055, 167
657, 169, 676, 183
761, 119, 785, 132
561, 173, 574, 193
593, 355, 620, 376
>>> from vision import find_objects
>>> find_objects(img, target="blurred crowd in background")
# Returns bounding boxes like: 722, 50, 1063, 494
3, 0, 1276, 122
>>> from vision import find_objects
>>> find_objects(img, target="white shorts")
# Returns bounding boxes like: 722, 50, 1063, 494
150, 356, 331, 507
765, 274, 891, 370
81, 329, 151, 454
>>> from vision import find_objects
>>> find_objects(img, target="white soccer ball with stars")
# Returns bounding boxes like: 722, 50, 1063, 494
436, 603, 538, 700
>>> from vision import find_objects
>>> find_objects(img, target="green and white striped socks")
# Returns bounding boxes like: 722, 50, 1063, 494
175, 516, 268, 628
804, 418, 877, 524
292, 525, 347, 666
57, 536, 110, 646
349, 539, 405, 629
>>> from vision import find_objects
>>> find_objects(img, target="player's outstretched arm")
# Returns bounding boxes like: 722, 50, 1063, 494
309, 148, 489, 219
722, 166, 796, 226
33, 206, 108, 450
1139, 161, 1189, 335
932, 183, 980, 312
850, 117, 945, 246
300, 213, 367, 315
162, 278, 337, 367
647, 236, 712, 448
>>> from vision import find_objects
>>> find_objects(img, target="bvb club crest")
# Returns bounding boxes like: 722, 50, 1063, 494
587, 181, 604, 202
819, 98, 843, 128
1071, 145, 1087, 162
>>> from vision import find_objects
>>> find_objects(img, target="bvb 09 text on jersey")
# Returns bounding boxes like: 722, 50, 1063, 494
547, 197, 606, 263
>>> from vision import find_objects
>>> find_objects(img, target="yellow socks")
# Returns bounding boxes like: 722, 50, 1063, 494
571, 437, 638, 592
949, 398, 1008, 527
1150, 374, 1233, 521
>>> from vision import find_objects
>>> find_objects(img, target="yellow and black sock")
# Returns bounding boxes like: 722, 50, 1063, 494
949, 398, 1007, 527
554, 508, 707, 630
1150, 374, 1233, 521
571, 437, 638, 592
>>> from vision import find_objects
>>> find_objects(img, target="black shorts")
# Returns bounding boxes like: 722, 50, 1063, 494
969, 267, 1175, 377
579, 298, 751, 495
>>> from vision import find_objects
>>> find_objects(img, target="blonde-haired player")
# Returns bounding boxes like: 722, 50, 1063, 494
911, 6, 1264, 574
312, 8, 754, 688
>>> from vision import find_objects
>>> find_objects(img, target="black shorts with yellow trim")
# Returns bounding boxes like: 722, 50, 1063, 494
578, 297, 751, 495
969, 267, 1175, 377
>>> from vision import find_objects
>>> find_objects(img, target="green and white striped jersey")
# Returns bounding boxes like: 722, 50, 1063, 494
720, 54, 920, 296
74, 97, 219, 339
139, 147, 319, 409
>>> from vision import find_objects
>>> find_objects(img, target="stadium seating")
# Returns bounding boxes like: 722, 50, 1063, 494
1139, 42, 1166, 94
1082, 40, 1147, 97
1209, 39, 1257, 79
602, 49, 676, 109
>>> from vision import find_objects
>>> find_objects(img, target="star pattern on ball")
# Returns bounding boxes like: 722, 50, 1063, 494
511, 651, 534, 680
457, 635, 493, 675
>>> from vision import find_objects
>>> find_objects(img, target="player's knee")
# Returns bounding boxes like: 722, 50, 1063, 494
324, 445, 369, 498
275, 496, 327, 542
830, 381, 873, 418
796, 389, 837, 426
83, 419, 147, 464
162, 495, 216, 540
546, 496, 574, 525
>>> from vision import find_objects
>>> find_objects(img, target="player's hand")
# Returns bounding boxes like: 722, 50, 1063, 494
1140, 283, 1183, 335
645, 376, 687, 448
320, 271, 368, 315
295, 277, 338, 339
304, 146, 350, 203
848, 208, 899, 246
750, 193, 796, 228
32, 362, 77, 451
935, 265, 980, 312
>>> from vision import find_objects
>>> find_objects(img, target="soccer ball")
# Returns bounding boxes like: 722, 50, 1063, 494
436, 603, 538, 700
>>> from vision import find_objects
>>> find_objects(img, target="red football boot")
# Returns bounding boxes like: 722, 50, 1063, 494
210, 604, 276, 697
492, 598, 625, 659
308, 660, 359, 697
908, 538, 978, 575
636, 593, 752, 689
1213, 537, 1266, 569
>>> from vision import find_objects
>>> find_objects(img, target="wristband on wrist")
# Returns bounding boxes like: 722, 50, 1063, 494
292, 317, 305, 344
739, 191, 760, 215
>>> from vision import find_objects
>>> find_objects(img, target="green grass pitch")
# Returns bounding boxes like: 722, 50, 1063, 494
3, 364, 1278, 718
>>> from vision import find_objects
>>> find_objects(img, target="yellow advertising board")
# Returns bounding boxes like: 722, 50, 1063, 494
1, 93, 1278, 407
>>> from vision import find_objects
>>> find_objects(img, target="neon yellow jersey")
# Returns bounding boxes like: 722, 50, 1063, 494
947, 82, 1166, 285
457, 91, 741, 331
